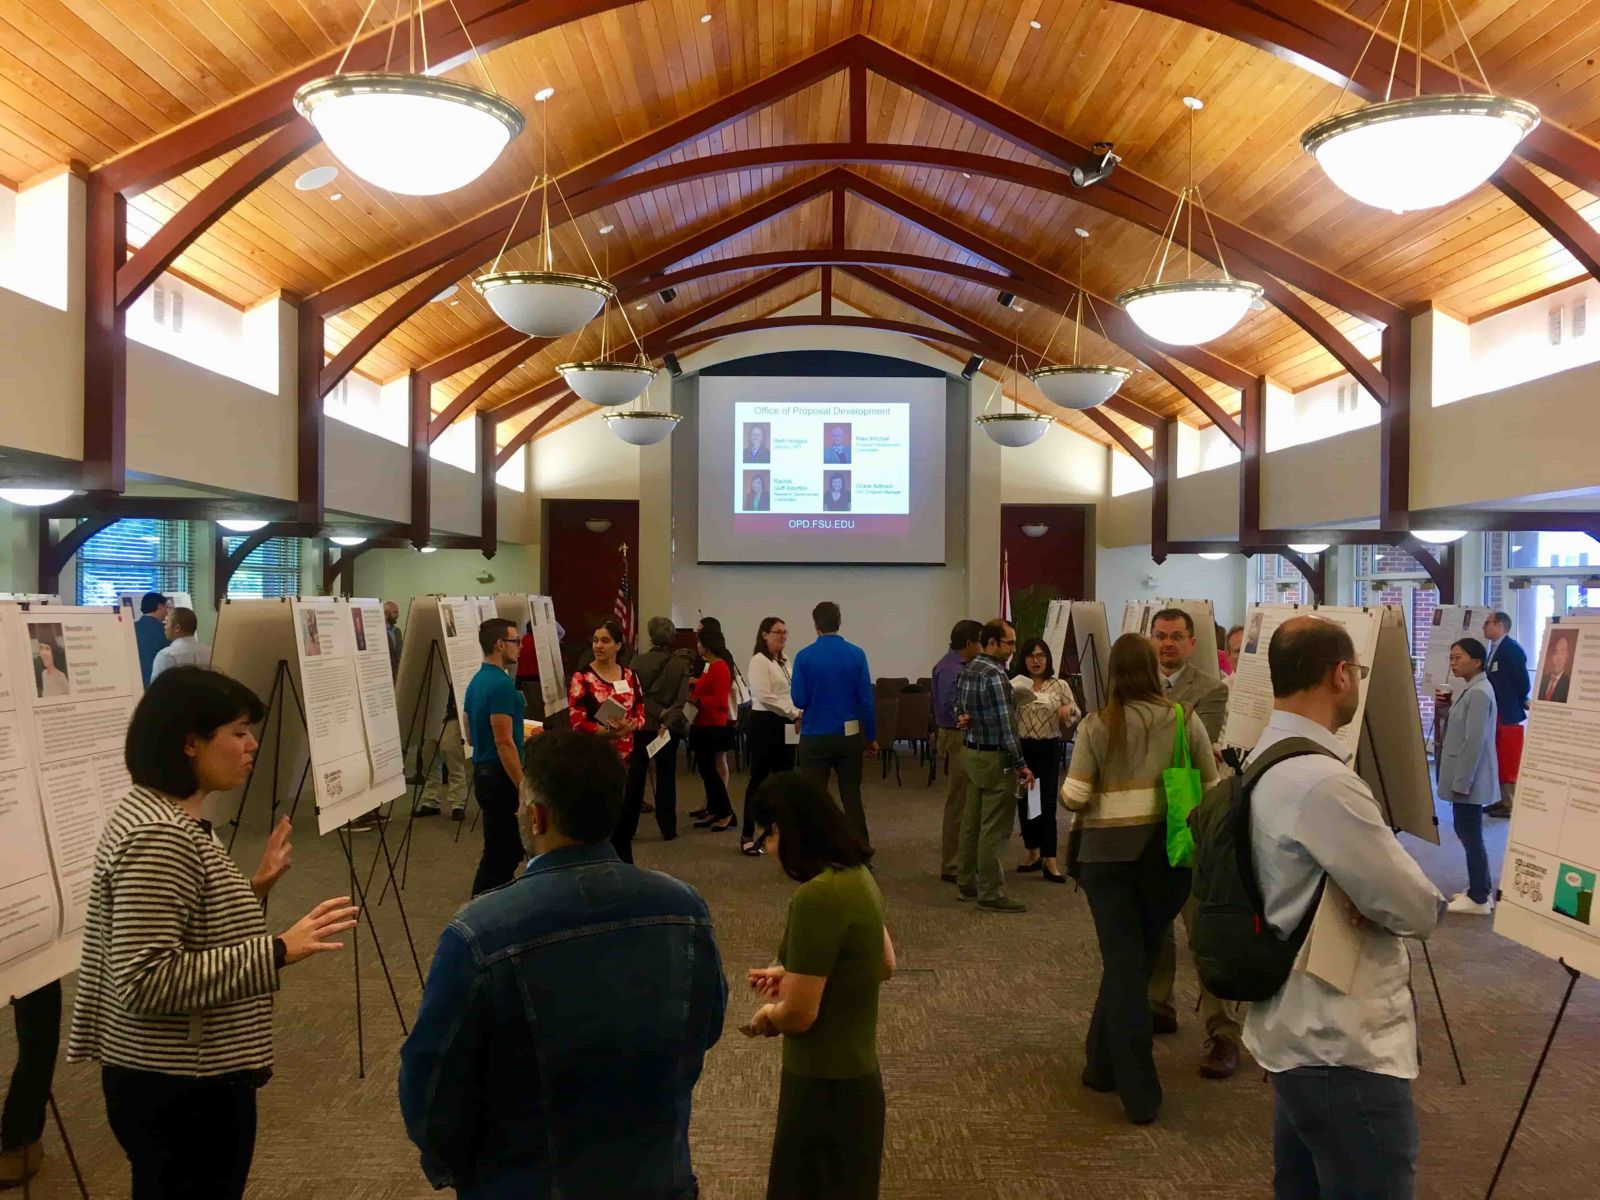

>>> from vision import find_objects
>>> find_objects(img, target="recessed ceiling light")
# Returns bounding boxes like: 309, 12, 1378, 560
433, 284, 459, 302
598, 224, 615, 235
534, 87, 555, 102
634, 302, 648, 310
961, 171, 971, 179
1029, 19, 1042, 29
700, 13, 712, 23
294, 165, 339, 190
329, 192, 343, 201
449, 299, 459, 306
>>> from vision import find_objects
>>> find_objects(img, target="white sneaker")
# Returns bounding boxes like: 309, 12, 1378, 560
1447, 892, 1494, 915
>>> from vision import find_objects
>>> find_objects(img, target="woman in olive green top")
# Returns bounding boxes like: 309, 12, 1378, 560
748, 773, 896, 1199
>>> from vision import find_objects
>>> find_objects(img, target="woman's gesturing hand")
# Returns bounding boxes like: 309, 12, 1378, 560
279, 896, 360, 965
252, 817, 294, 897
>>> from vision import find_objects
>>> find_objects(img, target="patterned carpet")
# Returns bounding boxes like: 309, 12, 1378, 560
8, 758, 1596, 1199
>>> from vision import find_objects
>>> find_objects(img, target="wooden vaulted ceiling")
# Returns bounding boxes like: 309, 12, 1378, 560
6, 0, 1600, 452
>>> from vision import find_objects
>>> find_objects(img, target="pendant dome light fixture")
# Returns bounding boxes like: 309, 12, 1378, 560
1029, 228, 1134, 410
1300, 0, 1539, 213
976, 315, 1052, 448
293, 1, 523, 196
476, 89, 614, 337
558, 226, 657, 407
1118, 98, 1263, 347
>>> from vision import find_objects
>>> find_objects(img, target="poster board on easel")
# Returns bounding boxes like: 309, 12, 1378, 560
1422, 605, 1490, 693
435, 596, 496, 749
1042, 600, 1069, 672
0, 602, 142, 1001
1121, 597, 1219, 679
530, 595, 568, 714
1067, 601, 1111, 713
1221, 603, 1438, 845
394, 596, 447, 764
1494, 612, 1600, 977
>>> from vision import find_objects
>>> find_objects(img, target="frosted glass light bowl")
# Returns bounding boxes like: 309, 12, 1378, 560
1302, 94, 1539, 213
1028, 364, 1134, 410
475, 271, 614, 337
558, 361, 658, 407
603, 411, 683, 445
1118, 279, 1263, 346
976, 413, 1053, 447
293, 74, 523, 197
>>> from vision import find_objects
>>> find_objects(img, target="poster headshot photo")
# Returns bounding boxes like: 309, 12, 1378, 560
742, 469, 771, 511
822, 471, 851, 512
743, 422, 770, 464
443, 607, 459, 640
823, 423, 852, 464
301, 609, 322, 658
351, 606, 368, 652
1243, 611, 1265, 656
1536, 627, 1578, 704
29, 623, 71, 698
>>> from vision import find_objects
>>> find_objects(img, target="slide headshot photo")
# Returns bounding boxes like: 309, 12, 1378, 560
301, 609, 322, 658
1537, 627, 1578, 704
351, 606, 368, 652
29, 623, 71, 698
743, 469, 771, 511
743, 422, 770, 463
824, 423, 852, 464
822, 471, 851, 512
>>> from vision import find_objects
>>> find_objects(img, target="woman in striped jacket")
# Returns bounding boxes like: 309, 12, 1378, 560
69, 667, 358, 1200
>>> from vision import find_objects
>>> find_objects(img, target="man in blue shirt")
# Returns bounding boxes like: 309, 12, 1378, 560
954, 620, 1034, 913
463, 617, 527, 895
790, 600, 877, 842
1480, 610, 1530, 818
400, 729, 726, 1198
133, 592, 170, 686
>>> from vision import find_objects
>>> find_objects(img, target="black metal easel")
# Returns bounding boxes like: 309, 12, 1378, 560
226, 658, 309, 854
1484, 959, 1582, 1198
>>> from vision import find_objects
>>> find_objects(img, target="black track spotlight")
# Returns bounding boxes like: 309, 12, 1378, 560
659, 287, 677, 303
663, 352, 683, 378
1070, 142, 1120, 188
961, 355, 984, 380
996, 291, 1016, 309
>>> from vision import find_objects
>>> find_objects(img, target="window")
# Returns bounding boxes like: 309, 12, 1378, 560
1354, 544, 1437, 735
1253, 554, 1311, 606
224, 535, 301, 599
76, 519, 193, 607
1481, 532, 1600, 679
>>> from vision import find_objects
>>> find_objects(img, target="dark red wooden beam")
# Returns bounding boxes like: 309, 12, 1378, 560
1239, 376, 1265, 543
480, 413, 498, 560
1380, 317, 1411, 531
428, 341, 546, 440
83, 181, 126, 494
820, 267, 833, 317
410, 370, 431, 549
296, 300, 324, 524
1085, 412, 1155, 473
1151, 421, 1173, 562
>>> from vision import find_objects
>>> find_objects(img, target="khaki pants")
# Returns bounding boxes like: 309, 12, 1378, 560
937, 728, 968, 875
420, 721, 468, 813
1149, 895, 1245, 1040
956, 749, 1017, 903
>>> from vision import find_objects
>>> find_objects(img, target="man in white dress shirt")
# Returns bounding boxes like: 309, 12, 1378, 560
150, 607, 211, 678
1246, 616, 1443, 1200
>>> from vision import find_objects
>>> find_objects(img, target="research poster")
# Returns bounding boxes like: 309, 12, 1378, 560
531, 595, 567, 714
1422, 605, 1490, 692
733, 401, 911, 534
349, 599, 405, 795
0, 604, 142, 1001
1119, 597, 1219, 679
1120, 600, 1154, 639
1042, 601, 1069, 675
1070, 601, 1113, 714
438, 597, 495, 748
1494, 614, 1600, 976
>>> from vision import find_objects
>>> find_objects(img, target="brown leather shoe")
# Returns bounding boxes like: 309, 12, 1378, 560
1199, 1035, 1240, 1079
0, 1140, 43, 1188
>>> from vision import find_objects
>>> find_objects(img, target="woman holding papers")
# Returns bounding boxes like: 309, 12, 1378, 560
742, 616, 802, 856
691, 628, 739, 832
68, 667, 359, 1200
1060, 634, 1217, 1125
1439, 637, 1500, 916
568, 622, 647, 856
1011, 638, 1079, 883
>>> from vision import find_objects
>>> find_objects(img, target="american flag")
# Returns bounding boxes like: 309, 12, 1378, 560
1000, 548, 1013, 623
613, 544, 634, 645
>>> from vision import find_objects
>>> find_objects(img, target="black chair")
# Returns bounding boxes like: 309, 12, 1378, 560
874, 695, 901, 783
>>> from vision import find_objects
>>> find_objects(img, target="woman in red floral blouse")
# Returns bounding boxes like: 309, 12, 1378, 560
568, 621, 647, 859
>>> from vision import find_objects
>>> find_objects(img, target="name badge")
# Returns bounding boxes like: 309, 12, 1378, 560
843, 719, 861, 737
1490, 662, 1499, 672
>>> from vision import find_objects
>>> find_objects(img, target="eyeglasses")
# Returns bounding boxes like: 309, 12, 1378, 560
1342, 660, 1371, 679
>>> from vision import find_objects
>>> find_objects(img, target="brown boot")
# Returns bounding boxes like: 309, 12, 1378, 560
0, 1141, 43, 1189
1199, 1035, 1240, 1079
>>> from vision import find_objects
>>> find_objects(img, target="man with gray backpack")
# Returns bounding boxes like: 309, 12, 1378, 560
1188, 615, 1443, 1200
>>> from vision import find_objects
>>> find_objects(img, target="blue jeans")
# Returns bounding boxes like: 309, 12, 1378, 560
1272, 1066, 1418, 1200
1451, 802, 1492, 904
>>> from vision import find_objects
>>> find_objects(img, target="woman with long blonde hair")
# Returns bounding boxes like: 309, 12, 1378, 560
1060, 632, 1217, 1125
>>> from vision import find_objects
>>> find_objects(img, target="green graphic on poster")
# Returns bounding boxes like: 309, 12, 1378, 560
1553, 864, 1596, 926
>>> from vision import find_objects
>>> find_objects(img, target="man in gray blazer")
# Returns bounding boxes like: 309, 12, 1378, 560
1439, 637, 1500, 915
1145, 607, 1241, 1078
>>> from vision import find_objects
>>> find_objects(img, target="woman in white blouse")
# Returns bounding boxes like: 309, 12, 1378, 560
1013, 637, 1080, 882
741, 616, 801, 856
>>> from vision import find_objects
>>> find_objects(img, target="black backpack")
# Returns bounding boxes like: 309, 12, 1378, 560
1187, 737, 1342, 1002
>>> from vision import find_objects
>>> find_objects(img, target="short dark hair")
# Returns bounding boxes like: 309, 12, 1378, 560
140, 592, 168, 614
523, 729, 624, 843
979, 620, 1013, 651
125, 667, 266, 797
949, 619, 983, 651
1268, 616, 1357, 699
594, 619, 626, 646
170, 607, 198, 635
813, 601, 841, 634
762, 771, 872, 881
1151, 607, 1194, 636
1452, 637, 1487, 666
478, 617, 516, 655
753, 616, 786, 660
1013, 636, 1054, 679
1491, 610, 1513, 631
698, 616, 721, 635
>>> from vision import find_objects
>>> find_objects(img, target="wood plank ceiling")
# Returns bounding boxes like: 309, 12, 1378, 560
4, 0, 1600, 449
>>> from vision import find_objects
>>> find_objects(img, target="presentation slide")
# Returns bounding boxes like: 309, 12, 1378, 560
697, 376, 947, 564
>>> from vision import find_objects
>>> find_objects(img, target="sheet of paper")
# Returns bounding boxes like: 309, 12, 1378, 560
1024, 779, 1041, 821
292, 599, 374, 831
843, 719, 861, 737
683, 701, 699, 726
646, 728, 672, 758
1294, 878, 1364, 995
784, 723, 800, 746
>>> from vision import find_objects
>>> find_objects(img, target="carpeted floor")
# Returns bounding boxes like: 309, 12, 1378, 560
8, 756, 1596, 1199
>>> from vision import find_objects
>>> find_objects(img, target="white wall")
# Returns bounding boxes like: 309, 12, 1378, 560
1095, 543, 1249, 631
529, 413, 642, 499
1000, 422, 1107, 503
354, 544, 540, 627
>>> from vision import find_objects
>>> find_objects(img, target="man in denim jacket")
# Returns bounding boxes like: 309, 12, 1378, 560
400, 729, 727, 1198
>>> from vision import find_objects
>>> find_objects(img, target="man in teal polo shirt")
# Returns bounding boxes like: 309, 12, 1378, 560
464, 617, 527, 895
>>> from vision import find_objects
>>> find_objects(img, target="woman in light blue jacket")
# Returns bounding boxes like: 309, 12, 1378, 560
1440, 637, 1500, 916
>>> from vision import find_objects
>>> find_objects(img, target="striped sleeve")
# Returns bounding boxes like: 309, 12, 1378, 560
1061, 719, 1100, 811
108, 824, 279, 1015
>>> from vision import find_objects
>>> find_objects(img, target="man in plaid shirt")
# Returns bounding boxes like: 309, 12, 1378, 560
954, 619, 1035, 912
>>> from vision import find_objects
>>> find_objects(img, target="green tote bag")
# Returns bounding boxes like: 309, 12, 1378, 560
1164, 702, 1205, 868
